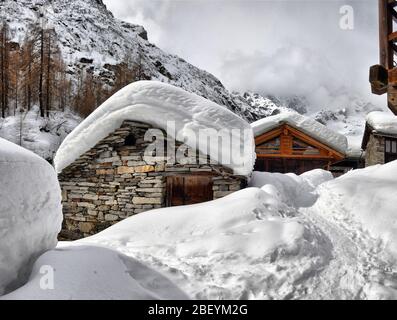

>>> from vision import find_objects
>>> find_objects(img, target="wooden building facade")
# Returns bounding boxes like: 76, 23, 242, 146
253, 122, 346, 175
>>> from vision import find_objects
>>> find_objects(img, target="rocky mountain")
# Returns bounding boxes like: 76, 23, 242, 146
0, 0, 257, 121
0, 0, 386, 159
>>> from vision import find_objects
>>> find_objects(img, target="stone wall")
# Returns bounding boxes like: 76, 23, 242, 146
58, 120, 246, 239
365, 134, 385, 167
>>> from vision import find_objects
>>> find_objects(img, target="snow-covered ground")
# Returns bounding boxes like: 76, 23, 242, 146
2, 137, 397, 299
77, 165, 397, 300
2, 245, 188, 300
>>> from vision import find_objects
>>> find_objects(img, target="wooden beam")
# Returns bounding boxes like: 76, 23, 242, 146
255, 128, 282, 145
284, 125, 346, 159
389, 67, 397, 85
254, 124, 345, 162
380, 0, 393, 68
387, 86, 397, 115
388, 31, 397, 42
256, 154, 343, 161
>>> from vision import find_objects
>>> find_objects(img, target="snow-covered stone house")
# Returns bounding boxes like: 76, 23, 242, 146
362, 111, 397, 166
54, 81, 255, 239
251, 113, 348, 175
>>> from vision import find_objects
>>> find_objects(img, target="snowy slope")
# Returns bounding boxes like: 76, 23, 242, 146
54, 81, 255, 176
0, 107, 81, 162
0, 0, 255, 121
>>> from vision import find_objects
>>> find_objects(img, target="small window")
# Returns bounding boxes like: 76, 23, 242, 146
386, 140, 391, 153
125, 134, 136, 146
292, 138, 320, 155
256, 138, 281, 154
385, 138, 397, 163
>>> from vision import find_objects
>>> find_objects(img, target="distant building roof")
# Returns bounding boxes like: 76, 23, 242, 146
362, 111, 397, 150
366, 111, 397, 135
251, 112, 348, 155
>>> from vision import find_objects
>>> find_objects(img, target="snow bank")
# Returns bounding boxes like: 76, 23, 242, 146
0, 138, 62, 295
312, 161, 397, 258
251, 111, 348, 154
249, 170, 333, 208
1, 245, 188, 300
366, 111, 397, 135
54, 81, 255, 176
82, 186, 330, 299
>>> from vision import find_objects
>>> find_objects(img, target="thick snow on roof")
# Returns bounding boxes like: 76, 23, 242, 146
54, 81, 255, 176
366, 111, 397, 135
251, 112, 348, 154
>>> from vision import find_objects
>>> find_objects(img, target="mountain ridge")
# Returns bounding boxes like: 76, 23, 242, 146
0, 0, 257, 121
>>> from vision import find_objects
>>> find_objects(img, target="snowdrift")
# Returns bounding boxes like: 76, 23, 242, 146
1, 245, 188, 300
0, 138, 62, 295
82, 181, 331, 299
54, 81, 255, 176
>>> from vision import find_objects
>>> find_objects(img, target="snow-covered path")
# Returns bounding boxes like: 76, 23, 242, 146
299, 192, 397, 300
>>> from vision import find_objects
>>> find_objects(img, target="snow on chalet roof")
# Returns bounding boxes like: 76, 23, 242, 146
251, 112, 348, 154
366, 111, 397, 136
54, 81, 255, 176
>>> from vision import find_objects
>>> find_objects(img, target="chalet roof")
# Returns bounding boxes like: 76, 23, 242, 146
361, 111, 397, 150
251, 112, 348, 155
54, 81, 255, 176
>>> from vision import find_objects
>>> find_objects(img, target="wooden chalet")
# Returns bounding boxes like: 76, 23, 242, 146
252, 114, 347, 175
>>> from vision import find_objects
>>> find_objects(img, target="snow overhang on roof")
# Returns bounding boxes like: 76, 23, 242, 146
251, 112, 348, 155
54, 81, 255, 177
366, 111, 397, 136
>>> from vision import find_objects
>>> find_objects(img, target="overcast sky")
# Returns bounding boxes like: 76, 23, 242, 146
103, 0, 385, 109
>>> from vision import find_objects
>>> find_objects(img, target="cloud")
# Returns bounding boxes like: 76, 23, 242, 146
103, 0, 386, 109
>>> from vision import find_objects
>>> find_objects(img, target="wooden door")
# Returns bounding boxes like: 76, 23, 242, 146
166, 176, 213, 206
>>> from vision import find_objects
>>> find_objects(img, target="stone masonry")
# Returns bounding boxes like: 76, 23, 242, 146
365, 134, 385, 166
58, 120, 246, 239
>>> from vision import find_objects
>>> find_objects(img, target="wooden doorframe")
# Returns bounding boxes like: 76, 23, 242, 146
166, 174, 213, 207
